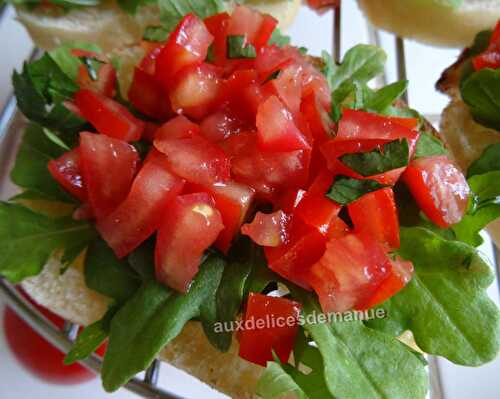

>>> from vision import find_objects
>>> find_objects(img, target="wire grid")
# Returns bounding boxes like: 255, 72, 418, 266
0, 2, 498, 398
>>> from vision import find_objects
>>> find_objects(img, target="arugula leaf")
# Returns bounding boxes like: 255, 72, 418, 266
102, 254, 225, 392
227, 35, 257, 59
414, 131, 447, 158
256, 361, 309, 399
460, 68, 500, 131
0, 202, 96, 283
64, 306, 117, 365
10, 124, 74, 203
84, 238, 141, 303
158, 0, 224, 32
143, 25, 170, 42
363, 80, 408, 113
49, 42, 102, 80
467, 142, 500, 178
340, 139, 409, 177
366, 227, 500, 366
293, 290, 428, 399
268, 28, 291, 47
326, 176, 386, 205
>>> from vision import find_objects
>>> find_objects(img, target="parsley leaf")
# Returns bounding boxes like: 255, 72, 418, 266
363, 80, 408, 113
326, 176, 386, 205
0, 202, 96, 283
414, 131, 447, 158
158, 0, 224, 32
49, 42, 102, 80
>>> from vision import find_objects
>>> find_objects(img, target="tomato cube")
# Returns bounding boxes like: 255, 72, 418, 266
241, 210, 291, 247
76, 62, 116, 98
227, 5, 277, 51
48, 148, 86, 202
155, 115, 200, 141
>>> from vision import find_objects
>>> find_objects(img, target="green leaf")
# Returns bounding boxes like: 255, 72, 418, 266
102, 254, 226, 392
49, 42, 102, 80
414, 131, 447, 158
84, 238, 141, 303
326, 175, 387, 205
158, 0, 224, 32
366, 227, 500, 366
143, 25, 170, 42
43, 128, 71, 151
321, 50, 338, 90
227, 35, 257, 59
340, 139, 409, 177
10, 123, 74, 203
256, 361, 309, 399
467, 142, 500, 178
127, 238, 156, 281
0, 202, 96, 283
460, 68, 500, 131
363, 80, 408, 113
64, 306, 117, 365
293, 290, 428, 399
268, 28, 291, 47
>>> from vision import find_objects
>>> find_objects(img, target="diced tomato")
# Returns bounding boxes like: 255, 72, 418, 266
204, 12, 230, 66
155, 14, 214, 89
357, 256, 414, 310
79, 132, 139, 219
276, 188, 306, 213
227, 5, 277, 51
326, 217, 350, 240
169, 63, 222, 119
155, 115, 200, 141
265, 219, 326, 289
143, 121, 160, 142
140, 44, 164, 75
97, 152, 185, 258
255, 45, 300, 79
155, 192, 224, 292
402, 155, 470, 228
154, 135, 230, 185
128, 67, 172, 120
242, 210, 290, 247
76, 62, 116, 98
308, 232, 392, 313
48, 148, 86, 201
301, 91, 334, 142
74, 89, 145, 142
473, 20, 500, 70
256, 96, 310, 152
262, 63, 303, 115
200, 105, 250, 142
348, 188, 400, 249
238, 293, 301, 366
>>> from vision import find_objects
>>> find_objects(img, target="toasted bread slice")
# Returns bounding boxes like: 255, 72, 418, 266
357, 0, 500, 47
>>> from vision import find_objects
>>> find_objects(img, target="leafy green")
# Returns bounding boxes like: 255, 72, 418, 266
49, 42, 102, 80
0, 202, 96, 283
467, 142, 500, 178
227, 35, 257, 59
293, 290, 428, 399
84, 238, 141, 303
43, 128, 71, 151
460, 68, 500, 131
256, 361, 309, 399
268, 28, 291, 47
10, 123, 74, 203
158, 0, 224, 32
326, 176, 387, 205
102, 254, 225, 392
127, 238, 156, 281
367, 227, 500, 366
340, 139, 409, 177
363, 80, 408, 113
414, 131, 447, 158
143, 25, 170, 42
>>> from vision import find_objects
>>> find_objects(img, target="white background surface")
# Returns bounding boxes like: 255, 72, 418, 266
0, 2, 499, 398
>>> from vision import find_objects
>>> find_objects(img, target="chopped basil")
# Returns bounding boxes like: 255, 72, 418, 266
326, 176, 386, 205
414, 131, 447, 158
227, 35, 257, 59
206, 44, 216, 63
263, 69, 281, 84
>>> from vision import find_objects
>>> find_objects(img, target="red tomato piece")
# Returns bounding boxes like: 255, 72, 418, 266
74, 89, 145, 142
156, 115, 200, 141
403, 155, 470, 228
80, 132, 139, 219
238, 293, 301, 366
326, 217, 351, 240
308, 232, 392, 313
48, 148, 86, 201
143, 121, 160, 142
348, 188, 400, 249
97, 152, 185, 258
301, 91, 334, 142
256, 96, 310, 152
169, 63, 222, 119
255, 45, 300, 79
265, 219, 326, 289
200, 106, 250, 142
155, 14, 214, 89
128, 67, 172, 120
140, 43, 164, 75
473, 20, 500, 70
154, 135, 230, 185
76, 62, 116, 98
241, 210, 291, 247
227, 5, 277, 50
263, 63, 303, 115
276, 188, 307, 213
204, 12, 230, 66
155, 192, 224, 292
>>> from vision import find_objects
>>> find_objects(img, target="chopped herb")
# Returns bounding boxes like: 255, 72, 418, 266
227, 35, 257, 59
326, 176, 387, 205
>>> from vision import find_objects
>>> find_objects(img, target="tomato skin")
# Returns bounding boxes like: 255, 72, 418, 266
472, 20, 500, 70
155, 14, 214, 89
204, 12, 230, 66
48, 148, 87, 201
79, 132, 139, 219
74, 89, 145, 142
242, 210, 291, 247
97, 152, 185, 258
155, 192, 224, 292
76, 62, 116, 98
256, 96, 310, 152
308, 232, 392, 313
156, 115, 200, 141
227, 5, 277, 51
140, 43, 164, 75
128, 67, 172, 120
301, 91, 334, 143
348, 188, 400, 249
200, 105, 251, 142
169, 63, 223, 119
238, 293, 301, 367
403, 155, 470, 228
263, 63, 303, 115
154, 135, 231, 185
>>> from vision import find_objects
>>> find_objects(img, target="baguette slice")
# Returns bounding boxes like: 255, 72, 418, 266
357, 0, 500, 47
15, 0, 301, 53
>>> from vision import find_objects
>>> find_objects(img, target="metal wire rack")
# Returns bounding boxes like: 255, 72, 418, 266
0, 2, 498, 398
